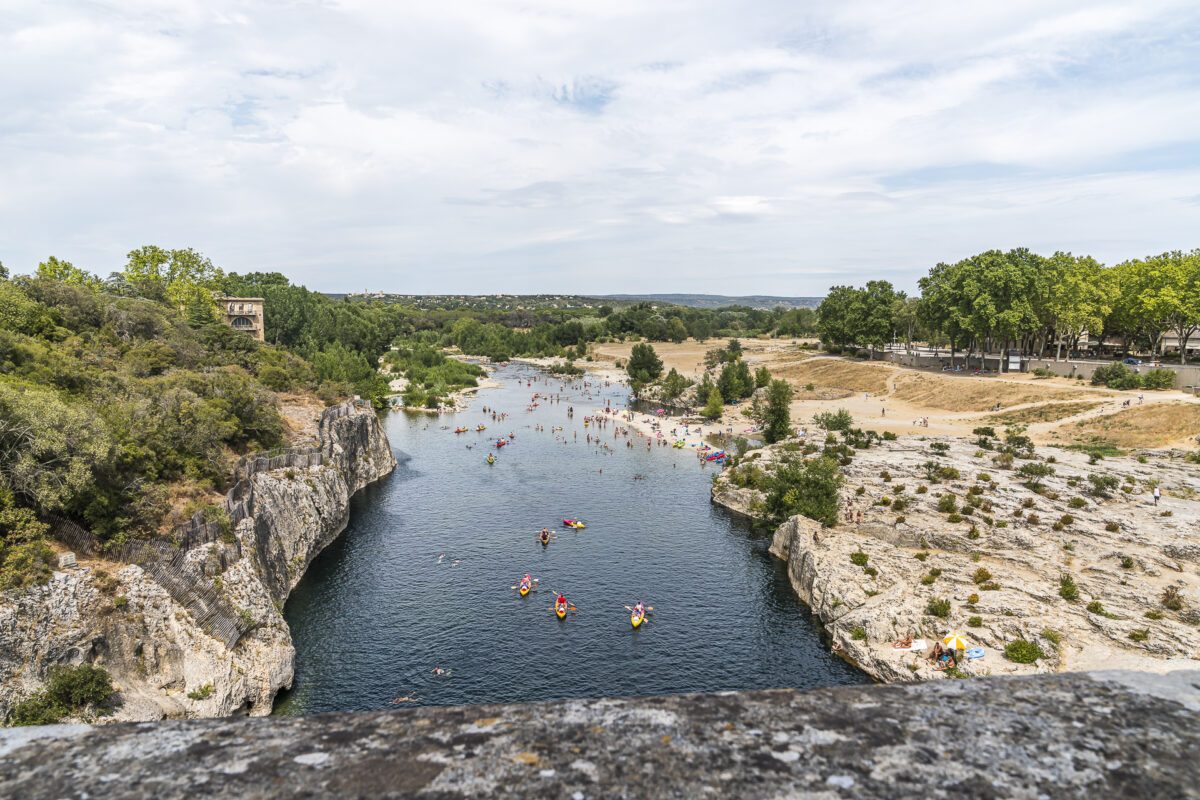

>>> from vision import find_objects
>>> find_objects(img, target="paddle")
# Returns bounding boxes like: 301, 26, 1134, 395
623, 605, 654, 612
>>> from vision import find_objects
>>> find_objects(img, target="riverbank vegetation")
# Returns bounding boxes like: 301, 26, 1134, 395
818, 247, 1200, 364
381, 345, 485, 409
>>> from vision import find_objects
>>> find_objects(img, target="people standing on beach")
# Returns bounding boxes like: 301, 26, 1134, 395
1153, 486, 1161, 506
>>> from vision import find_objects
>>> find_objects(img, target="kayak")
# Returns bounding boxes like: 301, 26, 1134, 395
476, 425, 486, 431
487, 455, 495, 464
705, 450, 726, 462
556, 603, 567, 619
454, 427, 469, 434
563, 519, 586, 529
519, 583, 530, 596
495, 439, 507, 447
631, 608, 645, 628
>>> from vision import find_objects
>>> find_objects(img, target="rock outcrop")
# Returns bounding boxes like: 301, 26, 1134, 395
714, 435, 1200, 682
0, 403, 396, 722
2, 670, 1197, 799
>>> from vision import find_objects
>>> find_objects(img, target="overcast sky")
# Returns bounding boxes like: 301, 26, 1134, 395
2, 2, 1199, 295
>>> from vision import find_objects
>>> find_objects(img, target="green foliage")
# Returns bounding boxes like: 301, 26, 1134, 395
1142, 368, 1176, 390
937, 494, 957, 514
1003, 640, 1044, 663
1087, 473, 1120, 498
8, 663, 114, 725
967, 616, 983, 628
1016, 462, 1055, 487
1128, 628, 1149, 642
972, 567, 992, 584
659, 368, 693, 400
850, 552, 869, 567
187, 682, 215, 701
1059, 573, 1080, 602
0, 540, 55, 590
754, 366, 771, 389
813, 409, 853, 431
702, 388, 724, 421
627, 343, 664, 385
763, 379, 793, 444
926, 598, 951, 618
765, 454, 844, 526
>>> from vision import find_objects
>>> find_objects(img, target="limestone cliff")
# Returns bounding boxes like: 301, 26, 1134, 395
713, 435, 1200, 683
0, 403, 396, 723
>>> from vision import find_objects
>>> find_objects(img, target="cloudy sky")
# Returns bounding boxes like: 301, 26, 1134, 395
2, 2, 1199, 294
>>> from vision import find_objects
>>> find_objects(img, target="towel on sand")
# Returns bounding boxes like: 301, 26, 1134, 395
894, 639, 926, 651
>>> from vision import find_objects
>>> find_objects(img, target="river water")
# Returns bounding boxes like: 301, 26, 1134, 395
274, 364, 865, 714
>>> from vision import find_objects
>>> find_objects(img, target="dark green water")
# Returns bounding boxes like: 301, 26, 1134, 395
274, 364, 864, 714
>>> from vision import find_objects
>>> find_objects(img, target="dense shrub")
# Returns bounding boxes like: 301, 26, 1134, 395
1059, 574, 1080, 602
764, 455, 844, 526
7, 664, 114, 725
1003, 640, 1044, 663
850, 552, 869, 567
813, 409, 854, 431
926, 598, 951, 618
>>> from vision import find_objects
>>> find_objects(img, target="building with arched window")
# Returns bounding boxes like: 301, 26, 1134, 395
216, 296, 265, 341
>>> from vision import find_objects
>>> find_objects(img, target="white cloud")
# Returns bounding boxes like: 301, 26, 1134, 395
1, 0, 1198, 293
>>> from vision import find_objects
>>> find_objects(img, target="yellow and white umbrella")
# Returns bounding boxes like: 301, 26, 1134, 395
942, 634, 970, 651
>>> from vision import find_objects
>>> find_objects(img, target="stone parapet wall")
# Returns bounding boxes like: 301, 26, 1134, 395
1, 671, 1196, 798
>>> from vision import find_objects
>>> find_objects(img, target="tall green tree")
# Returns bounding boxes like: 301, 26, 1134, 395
626, 343, 663, 385
763, 379, 793, 443
1043, 252, 1110, 359
816, 286, 859, 348
36, 257, 100, 290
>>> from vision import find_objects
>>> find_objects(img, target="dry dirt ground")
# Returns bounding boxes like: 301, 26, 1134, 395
592, 339, 1200, 451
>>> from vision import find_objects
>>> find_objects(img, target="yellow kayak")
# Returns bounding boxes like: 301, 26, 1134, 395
631, 609, 645, 628
519, 583, 530, 596
556, 603, 567, 619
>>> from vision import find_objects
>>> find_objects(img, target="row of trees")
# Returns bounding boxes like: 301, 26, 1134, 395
818, 248, 1200, 363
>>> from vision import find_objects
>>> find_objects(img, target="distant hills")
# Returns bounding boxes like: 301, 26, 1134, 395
591, 293, 822, 310
324, 292, 824, 311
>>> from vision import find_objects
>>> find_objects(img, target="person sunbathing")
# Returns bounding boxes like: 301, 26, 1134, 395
892, 635, 912, 649
927, 642, 944, 662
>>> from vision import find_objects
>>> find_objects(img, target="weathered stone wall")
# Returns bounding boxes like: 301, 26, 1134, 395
0, 404, 396, 723
1, 670, 1196, 799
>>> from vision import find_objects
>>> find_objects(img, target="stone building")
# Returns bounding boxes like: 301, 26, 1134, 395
216, 296, 265, 341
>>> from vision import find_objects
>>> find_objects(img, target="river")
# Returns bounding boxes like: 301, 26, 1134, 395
274, 363, 865, 714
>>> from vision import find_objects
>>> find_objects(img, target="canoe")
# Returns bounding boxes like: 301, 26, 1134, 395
631, 609, 644, 628
556, 603, 567, 619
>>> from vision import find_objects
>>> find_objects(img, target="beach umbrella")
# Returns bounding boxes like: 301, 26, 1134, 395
942, 634, 969, 651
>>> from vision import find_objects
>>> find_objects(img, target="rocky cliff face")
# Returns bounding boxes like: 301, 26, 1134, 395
713, 435, 1200, 683
0, 404, 396, 723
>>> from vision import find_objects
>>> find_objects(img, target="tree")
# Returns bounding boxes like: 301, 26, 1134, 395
1134, 250, 1200, 363
1043, 252, 1110, 360
754, 366, 771, 388
763, 379, 793, 443
0, 260, 7, 280
123, 246, 224, 310
854, 280, 898, 354
36, 256, 101, 290
626, 343, 663, 385
702, 387, 724, 421
666, 317, 688, 343
891, 296, 921, 349
766, 454, 844, 525
1016, 462, 1055, 489
817, 285, 859, 349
